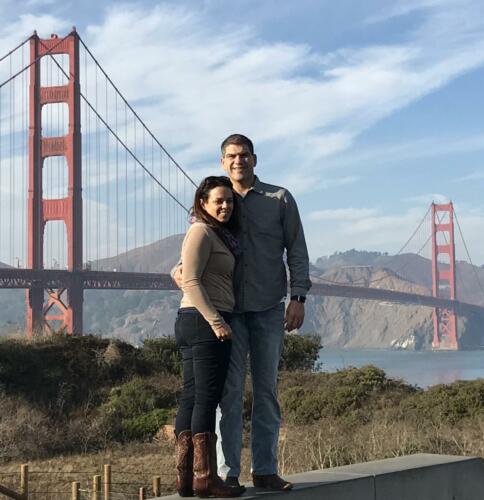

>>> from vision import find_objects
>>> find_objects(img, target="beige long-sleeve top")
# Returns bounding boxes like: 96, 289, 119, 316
180, 222, 235, 329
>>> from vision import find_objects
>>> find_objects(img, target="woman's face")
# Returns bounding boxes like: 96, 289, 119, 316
201, 186, 234, 224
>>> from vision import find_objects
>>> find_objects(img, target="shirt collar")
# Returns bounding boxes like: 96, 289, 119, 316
251, 176, 265, 195
235, 175, 265, 197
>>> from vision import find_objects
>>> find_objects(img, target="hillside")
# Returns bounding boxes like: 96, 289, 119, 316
314, 249, 484, 307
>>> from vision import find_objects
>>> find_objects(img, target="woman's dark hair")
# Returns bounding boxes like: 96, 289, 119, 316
191, 176, 238, 231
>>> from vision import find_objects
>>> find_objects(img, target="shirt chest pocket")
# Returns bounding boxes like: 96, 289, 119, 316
246, 197, 282, 236
250, 213, 283, 243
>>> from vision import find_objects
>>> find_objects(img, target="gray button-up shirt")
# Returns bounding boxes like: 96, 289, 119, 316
234, 176, 311, 313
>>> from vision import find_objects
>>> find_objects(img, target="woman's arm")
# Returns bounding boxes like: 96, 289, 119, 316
181, 224, 228, 332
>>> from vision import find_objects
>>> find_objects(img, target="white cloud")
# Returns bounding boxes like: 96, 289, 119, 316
308, 208, 378, 221
305, 202, 484, 264
454, 170, 484, 182
322, 133, 484, 174
365, 0, 449, 24
71, 0, 484, 196
405, 193, 450, 204
1, 1, 484, 266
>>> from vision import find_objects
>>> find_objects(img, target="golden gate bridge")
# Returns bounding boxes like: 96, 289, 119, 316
0, 29, 483, 350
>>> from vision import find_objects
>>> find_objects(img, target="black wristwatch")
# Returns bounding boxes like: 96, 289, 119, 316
290, 295, 306, 303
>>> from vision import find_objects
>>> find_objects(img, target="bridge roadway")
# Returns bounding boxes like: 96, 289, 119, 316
0, 268, 483, 316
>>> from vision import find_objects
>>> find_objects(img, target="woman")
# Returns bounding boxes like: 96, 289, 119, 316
174, 176, 242, 498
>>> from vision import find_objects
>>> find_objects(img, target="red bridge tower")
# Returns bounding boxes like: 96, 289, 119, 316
27, 30, 83, 336
431, 202, 458, 350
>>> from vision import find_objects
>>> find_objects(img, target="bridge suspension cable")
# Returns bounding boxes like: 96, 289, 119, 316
454, 208, 484, 301
0, 31, 196, 274
76, 34, 196, 189
0, 35, 31, 64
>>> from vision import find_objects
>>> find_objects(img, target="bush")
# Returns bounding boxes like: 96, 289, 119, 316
0, 335, 148, 411
279, 334, 322, 372
401, 380, 484, 425
141, 337, 182, 376
279, 365, 413, 425
100, 376, 178, 441
122, 408, 175, 440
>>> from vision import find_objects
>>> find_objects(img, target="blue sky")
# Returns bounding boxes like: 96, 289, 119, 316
1, 0, 484, 264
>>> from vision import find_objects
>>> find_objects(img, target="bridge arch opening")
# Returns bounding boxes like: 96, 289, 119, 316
42, 156, 68, 199
43, 220, 67, 270
41, 103, 69, 137
40, 54, 69, 87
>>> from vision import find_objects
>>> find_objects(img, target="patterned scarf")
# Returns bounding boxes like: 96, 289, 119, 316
189, 215, 241, 258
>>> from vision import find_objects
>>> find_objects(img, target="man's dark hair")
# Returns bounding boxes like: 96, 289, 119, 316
191, 176, 238, 231
221, 134, 254, 155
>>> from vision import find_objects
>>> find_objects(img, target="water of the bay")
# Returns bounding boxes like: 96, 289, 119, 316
319, 349, 484, 388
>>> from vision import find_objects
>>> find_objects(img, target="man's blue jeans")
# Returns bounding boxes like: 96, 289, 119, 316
216, 302, 285, 477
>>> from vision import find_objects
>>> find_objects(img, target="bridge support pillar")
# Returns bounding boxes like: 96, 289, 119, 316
431, 202, 458, 350
26, 31, 83, 336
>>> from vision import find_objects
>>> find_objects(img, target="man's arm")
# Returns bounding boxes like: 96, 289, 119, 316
282, 190, 312, 331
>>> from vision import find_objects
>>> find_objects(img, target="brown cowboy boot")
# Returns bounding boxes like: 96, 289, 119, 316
192, 432, 241, 498
175, 430, 194, 497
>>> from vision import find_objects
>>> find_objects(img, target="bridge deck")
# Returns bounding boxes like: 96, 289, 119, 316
0, 269, 482, 315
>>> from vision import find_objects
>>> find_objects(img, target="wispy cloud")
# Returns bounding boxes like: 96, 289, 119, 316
454, 170, 484, 182
308, 208, 378, 221
72, 1, 484, 195
305, 202, 484, 265
324, 133, 484, 172
1, 1, 484, 265
405, 193, 450, 204
365, 0, 448, 24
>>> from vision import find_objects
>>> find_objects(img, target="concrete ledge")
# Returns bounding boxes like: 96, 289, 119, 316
151, 453, 484, 500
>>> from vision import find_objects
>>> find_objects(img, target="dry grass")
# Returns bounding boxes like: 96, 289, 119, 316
0, 442, 175, 500
1, 417, 483, 499
0, 427, 481, 498
277, 417, 484, 475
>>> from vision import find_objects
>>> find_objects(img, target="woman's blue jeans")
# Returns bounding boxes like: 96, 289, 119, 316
174, 308, 232, 436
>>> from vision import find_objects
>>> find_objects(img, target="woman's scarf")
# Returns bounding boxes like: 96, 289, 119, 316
189, 215, 241, 258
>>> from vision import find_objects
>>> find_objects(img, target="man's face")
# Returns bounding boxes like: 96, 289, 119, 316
221, 144, 257, 184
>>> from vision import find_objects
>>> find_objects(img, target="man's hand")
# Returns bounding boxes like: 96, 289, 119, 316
172, 265, 183, 289
212, 323, 233, 341
284, 300, 305, 332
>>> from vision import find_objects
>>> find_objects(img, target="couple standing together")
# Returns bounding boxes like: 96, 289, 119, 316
172, 134, 311, 497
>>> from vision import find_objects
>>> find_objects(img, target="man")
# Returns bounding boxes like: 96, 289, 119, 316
174, 134, 311, 491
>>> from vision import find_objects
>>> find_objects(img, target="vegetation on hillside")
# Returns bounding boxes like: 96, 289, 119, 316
0, 332, 483, 493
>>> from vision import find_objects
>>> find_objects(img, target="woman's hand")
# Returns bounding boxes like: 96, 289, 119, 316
212, 323, 232, 341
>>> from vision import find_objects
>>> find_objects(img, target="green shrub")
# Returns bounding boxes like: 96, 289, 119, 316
106, 377, 176, 419
0, 335, 145, 411
401, 380, 484, 425
141, 337, 182, 376
122, 408, 175, 440
100, 376, 178, 441
279, 365, 411, 425
279, 334, 321, 372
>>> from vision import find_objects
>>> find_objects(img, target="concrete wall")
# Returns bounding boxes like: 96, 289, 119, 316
151, 453, 484, 500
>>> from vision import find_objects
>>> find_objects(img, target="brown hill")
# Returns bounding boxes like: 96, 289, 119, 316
91, 234, 184, 273
314, 250, 484, 307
